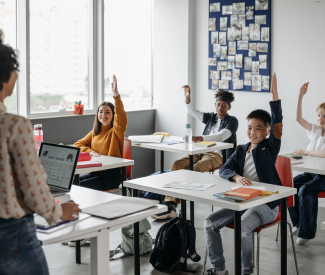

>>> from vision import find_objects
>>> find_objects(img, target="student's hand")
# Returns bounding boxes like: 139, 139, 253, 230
299, 82, 309, 97
182, 85, 191, 104
270, 73, 279, 101
60, 202, 81, 221
232, 175, 252, 186
192, 136, 203, 142
90, 151, 100, 157
292, 149, 307, 156
111, 75, 119, 96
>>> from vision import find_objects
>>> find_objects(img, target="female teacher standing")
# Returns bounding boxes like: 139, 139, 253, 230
0, 34, 80, 275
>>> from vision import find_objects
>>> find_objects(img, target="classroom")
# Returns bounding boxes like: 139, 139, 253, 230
1, 0, 325, 275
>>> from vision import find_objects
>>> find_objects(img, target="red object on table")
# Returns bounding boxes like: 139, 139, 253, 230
76, 160, 102, 169
78, 152, 91, 162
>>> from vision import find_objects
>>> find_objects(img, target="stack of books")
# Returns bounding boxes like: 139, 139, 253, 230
194, 141, 216, 148
214, 187, 263, 202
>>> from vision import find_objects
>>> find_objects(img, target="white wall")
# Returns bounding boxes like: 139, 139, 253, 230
192, 0, 325, 152
153, 0, 325, 171
153, 0, 192, 170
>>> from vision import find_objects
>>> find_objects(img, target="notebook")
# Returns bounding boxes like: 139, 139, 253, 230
76, 160, 102, 169
194, 141, 216, 148
281, 153, 303, 159
224, 187, 263, 201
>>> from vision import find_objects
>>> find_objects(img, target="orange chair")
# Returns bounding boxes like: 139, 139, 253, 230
203, 156, 299, 275
101, 137, 132, 192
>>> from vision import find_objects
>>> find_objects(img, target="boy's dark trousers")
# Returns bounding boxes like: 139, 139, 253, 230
288, 172, 325, 239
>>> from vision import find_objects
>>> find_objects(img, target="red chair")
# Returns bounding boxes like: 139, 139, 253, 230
203, 156, 299, 275
319, 192, 325, 199
101, 138, 132, 192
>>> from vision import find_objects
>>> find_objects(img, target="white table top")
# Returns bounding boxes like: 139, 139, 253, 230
37, 186, 166, 245
124, 170, 297, 211
75, 155, 134, 175
131, 135, 234, 155
284, 154, 325, 176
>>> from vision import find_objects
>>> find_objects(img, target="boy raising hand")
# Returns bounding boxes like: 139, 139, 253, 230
204, 73, 283, 275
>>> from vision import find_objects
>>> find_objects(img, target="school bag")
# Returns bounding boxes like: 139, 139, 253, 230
110, 218, 153, 258
149, 217, 201, 273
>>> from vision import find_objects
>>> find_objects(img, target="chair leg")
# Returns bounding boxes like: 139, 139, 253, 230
276, 223, 280, 241
287, 222, 299, 275
256, 232, 260, 275
252, 232, 255, 267
202, 247, 208, 275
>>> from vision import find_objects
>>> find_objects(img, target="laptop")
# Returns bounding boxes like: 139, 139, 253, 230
38, 142, 80, 196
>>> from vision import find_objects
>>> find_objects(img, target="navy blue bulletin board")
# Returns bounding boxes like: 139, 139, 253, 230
208, 0, 271, 92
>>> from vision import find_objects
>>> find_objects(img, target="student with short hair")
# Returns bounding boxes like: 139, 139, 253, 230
152, 87, 238, 220
288, 82, 325, 245
0, 33, 80, 275
74, 75, 127, 191
204, 73, 282, 275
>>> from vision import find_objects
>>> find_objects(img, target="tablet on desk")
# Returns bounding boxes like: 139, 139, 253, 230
35, 213, 90, 234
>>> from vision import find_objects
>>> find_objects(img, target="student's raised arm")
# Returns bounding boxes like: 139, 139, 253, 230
296, 82, 311, 131
112, 75, 127, 137
183, 85, 204, 122
268, 73, 283, 156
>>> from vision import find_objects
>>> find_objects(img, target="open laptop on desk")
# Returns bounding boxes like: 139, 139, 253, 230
39, 142, 80, 196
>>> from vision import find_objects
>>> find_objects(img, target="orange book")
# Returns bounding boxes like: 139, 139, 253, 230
224, 187, 262, 201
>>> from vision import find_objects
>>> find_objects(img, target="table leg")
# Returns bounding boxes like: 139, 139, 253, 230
189, 155, 195, 225
76, 240, 81, 264
161, 151, 164, 174
234, 211, 241, 275
74, 174, 80, 186
90, 230, 110, 275
122, 166, 127, 196
281, 198, 287, 275
133, 189, 140, 275
222, 149, 227, 165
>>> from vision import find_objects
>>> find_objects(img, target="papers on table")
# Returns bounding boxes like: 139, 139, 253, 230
128, 135, 164, 144
163, 181, 214, 191
231, 186, 266, 190
81, 197, 159, 220
161, 140, 184, 145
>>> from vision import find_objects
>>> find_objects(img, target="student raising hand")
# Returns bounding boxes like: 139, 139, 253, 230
182, 85, 191, 104
300, 82, 309, 97
111, 75, 119, 97
270, 73, 279, 101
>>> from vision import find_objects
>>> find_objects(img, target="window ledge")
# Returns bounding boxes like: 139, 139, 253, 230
28, 108, 156, 120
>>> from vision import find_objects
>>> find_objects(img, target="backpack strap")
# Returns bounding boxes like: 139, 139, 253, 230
110, 244, 124, 258
186, 220, 201, 262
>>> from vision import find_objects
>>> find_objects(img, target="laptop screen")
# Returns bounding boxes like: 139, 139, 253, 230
39, 143, 80, 190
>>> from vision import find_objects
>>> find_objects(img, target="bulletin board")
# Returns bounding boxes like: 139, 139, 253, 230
208, 0, 271, 93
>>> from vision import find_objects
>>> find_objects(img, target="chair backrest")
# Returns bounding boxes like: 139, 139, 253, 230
123, 138, 132, 179
275, 155, 294, 208
319, 192, 325, 198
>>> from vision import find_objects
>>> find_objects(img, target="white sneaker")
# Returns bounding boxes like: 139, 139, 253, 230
289, 227, 298, 236
296, 237, 310, 245
68, 239, 89, 247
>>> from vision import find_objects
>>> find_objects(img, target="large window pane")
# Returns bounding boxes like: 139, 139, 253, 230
104, 0, 152, 110
0, 0, 17, 114
29, 0, 90, 114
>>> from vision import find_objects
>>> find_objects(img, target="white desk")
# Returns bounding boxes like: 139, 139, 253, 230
286, 154, 325, 176
37, 186, 167, 275
124, 170, 296, 275
132, 136, 234, 223
75, 155, 134, 175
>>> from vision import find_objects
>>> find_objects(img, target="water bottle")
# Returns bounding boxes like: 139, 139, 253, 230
34, 124, 43, 151
184, 123, 192, 150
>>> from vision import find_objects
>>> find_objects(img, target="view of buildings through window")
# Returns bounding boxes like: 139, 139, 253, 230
1, 0, 152, 116
0, 0, 17, 114
104, 0, 152, 110
29, 0, 89, 114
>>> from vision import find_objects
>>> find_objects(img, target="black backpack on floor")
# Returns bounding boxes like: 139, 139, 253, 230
149, 217, 201, 273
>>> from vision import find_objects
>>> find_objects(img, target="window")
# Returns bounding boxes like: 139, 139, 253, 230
104, 0, 152, 110
1, 0, 17, 114
29, 0, 90, 114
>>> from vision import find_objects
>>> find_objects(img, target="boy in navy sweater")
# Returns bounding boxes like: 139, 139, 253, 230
204, 73, 283, 275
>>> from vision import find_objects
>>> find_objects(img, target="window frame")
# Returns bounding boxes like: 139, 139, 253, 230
13, 0, 153, 119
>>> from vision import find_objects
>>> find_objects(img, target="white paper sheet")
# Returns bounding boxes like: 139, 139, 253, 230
163, 181, 214, 191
